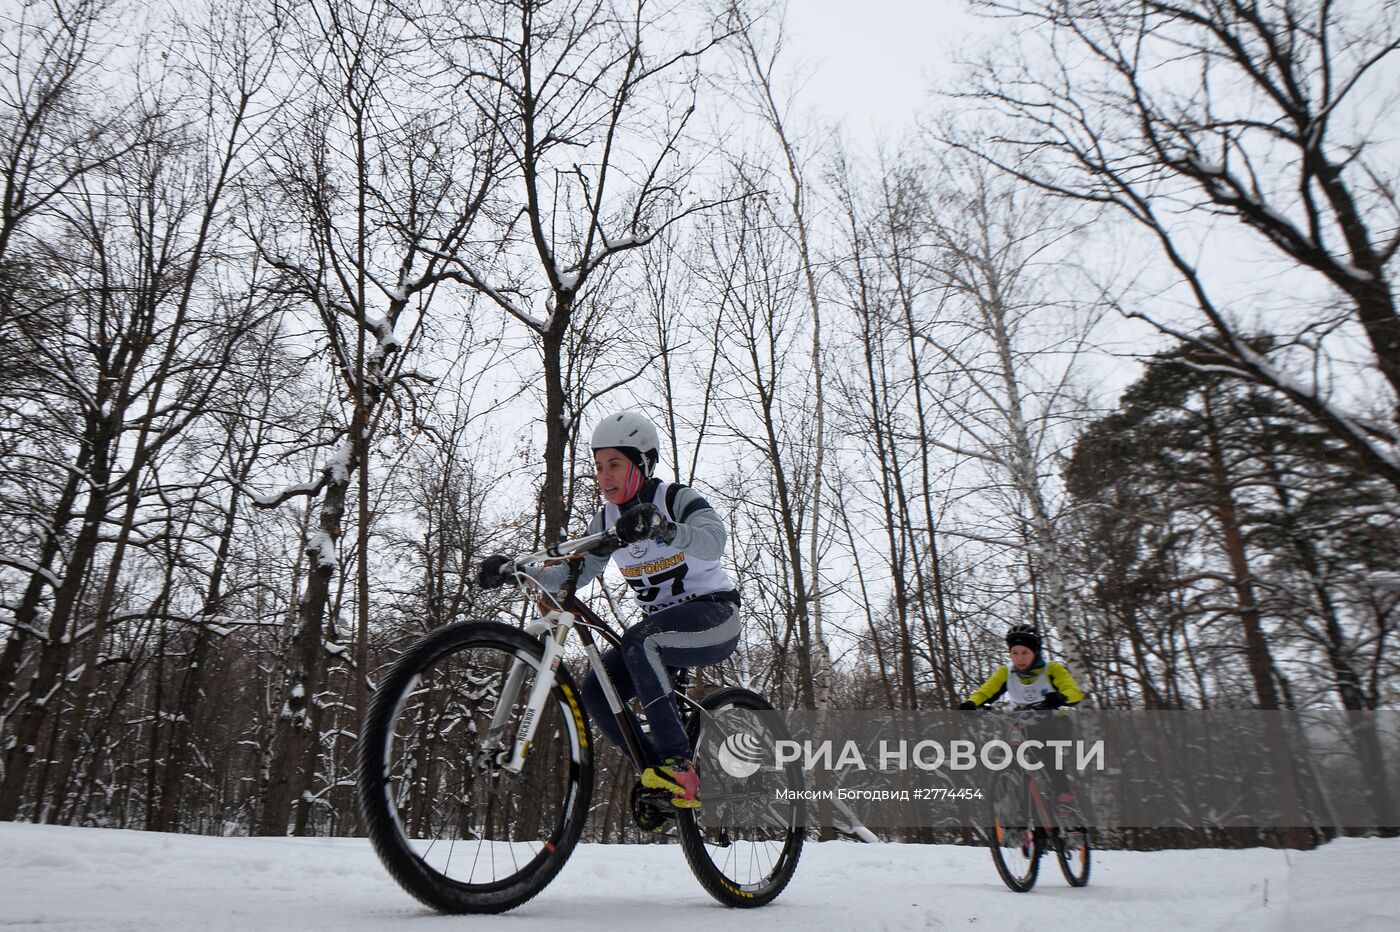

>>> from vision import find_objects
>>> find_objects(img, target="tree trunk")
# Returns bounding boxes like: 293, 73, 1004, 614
0, 412, 116, 821
841, 223, 918, 708
0, 455, 89, 714
256, 475, 346, 835
983, 291, 1090, 677
894, 252, 955, 708
1201, 390, 1280, 710
47, 460, 150, 822
540, 313, 571, 543
151, 474, 246, 833
754, 377, 816, 710
1263, 463, 1396, 833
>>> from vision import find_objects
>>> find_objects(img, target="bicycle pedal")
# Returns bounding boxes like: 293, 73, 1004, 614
630, 782, 676, 834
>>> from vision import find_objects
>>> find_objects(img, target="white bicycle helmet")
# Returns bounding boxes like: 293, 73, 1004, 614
590, 411, 661, 477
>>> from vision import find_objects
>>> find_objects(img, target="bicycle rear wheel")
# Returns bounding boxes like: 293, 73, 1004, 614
986, 771, 1040, 892
679, 686, 804, 907
356, 621, 592, 913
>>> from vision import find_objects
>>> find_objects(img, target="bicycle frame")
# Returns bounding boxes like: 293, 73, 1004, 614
986, 705, 1062, 841
1022, 769, 1054, 835
487, 530, 707, 775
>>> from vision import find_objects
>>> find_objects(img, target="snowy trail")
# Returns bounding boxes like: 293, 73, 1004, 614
2, 823, 1394, 931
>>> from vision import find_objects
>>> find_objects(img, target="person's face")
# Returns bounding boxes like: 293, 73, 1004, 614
595, 448, 639, 506
1009, 644, 1035, 671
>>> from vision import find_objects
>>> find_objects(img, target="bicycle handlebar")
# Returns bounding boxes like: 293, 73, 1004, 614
972, 702, 1056, 725
504, 528, 622, 580
968, 700, 1056, 713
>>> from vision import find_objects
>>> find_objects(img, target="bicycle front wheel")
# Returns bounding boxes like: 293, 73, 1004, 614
1054, 805, 1091, 887
986, 771, 1040, 892
356, 621, 592, 913
679, 686, 804, 908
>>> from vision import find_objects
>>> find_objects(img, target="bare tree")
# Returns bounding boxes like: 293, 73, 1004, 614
150, 319, 305, 833
962, 0, 1400, 488
909, 152, 1105, 679
725, 1, 835, 710
245, 0, 502, 835
426, 0, 732, 541
0, 0, 143, 726
702, 176, 826, 709
0, 0, 286, 819
825, 149, 974, 710
40, 0, 292, 825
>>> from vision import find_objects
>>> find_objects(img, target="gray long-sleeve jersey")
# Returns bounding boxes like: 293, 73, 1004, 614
531, 479, 736, 611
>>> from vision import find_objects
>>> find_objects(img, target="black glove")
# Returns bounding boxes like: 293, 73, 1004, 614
476, 554, 515, 590
957, 700, 977, 711
1041, 691, 1067, 709
614, 503, 676, 545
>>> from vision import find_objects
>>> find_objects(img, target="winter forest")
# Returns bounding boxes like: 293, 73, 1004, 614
1, 0, 1397, 845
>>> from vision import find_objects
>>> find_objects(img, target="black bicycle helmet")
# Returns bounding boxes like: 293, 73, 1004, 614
1004, 624, 1041, 652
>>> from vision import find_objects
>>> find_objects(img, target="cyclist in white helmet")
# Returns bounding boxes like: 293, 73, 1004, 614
478, 411, 740, 809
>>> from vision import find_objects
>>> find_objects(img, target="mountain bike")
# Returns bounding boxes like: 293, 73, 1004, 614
355, 527, 805, 914
981, 703, 1091, 892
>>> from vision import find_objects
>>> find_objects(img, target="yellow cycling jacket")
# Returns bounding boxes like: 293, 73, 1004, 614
965, 661, 1084, 708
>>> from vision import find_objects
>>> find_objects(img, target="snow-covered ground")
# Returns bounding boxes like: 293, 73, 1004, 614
2, 822, 1394, 930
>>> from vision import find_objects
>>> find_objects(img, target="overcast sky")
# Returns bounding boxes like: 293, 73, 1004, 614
780, 0, 984, 145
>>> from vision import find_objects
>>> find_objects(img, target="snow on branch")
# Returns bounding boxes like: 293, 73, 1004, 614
1172, 150, 1371, 285
1370, 571, 1400, 591
0, 617, 50, 641
0, 554, 61, 589
306, 531, 337, 570
362, 312, 402, 360
553, 261, 579, 294
1125, 311, 1400, 482
249, 438, 356, 509
942, 528, 1023, 548
1190, 339, 1400, 471
105, 611, 279, 638
421, 247, 546, 331
831, 798, 881, 843
250, 480, 325, 508
323, 440, 353, 483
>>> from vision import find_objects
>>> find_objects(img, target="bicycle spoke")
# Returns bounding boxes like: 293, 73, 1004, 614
467, 831, 483, 884
676, 689, 803, 908
358, 622, 592, 913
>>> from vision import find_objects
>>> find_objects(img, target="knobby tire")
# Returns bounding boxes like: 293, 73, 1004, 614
356, 621, 592, 914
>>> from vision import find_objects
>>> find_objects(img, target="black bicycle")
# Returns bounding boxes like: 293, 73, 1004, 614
356, 528, 805, 913
982, 704, 1091, 892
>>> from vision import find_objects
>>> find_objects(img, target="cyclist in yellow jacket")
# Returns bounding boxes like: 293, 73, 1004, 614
958, 625, 1085, 813
959, 625, 1083, 711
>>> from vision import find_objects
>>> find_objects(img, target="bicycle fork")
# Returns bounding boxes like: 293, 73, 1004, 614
489, 615, 572, 774
484, 603, 651, 775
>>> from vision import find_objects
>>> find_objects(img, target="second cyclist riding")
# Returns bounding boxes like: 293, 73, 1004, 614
982, 704, 1092, 892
